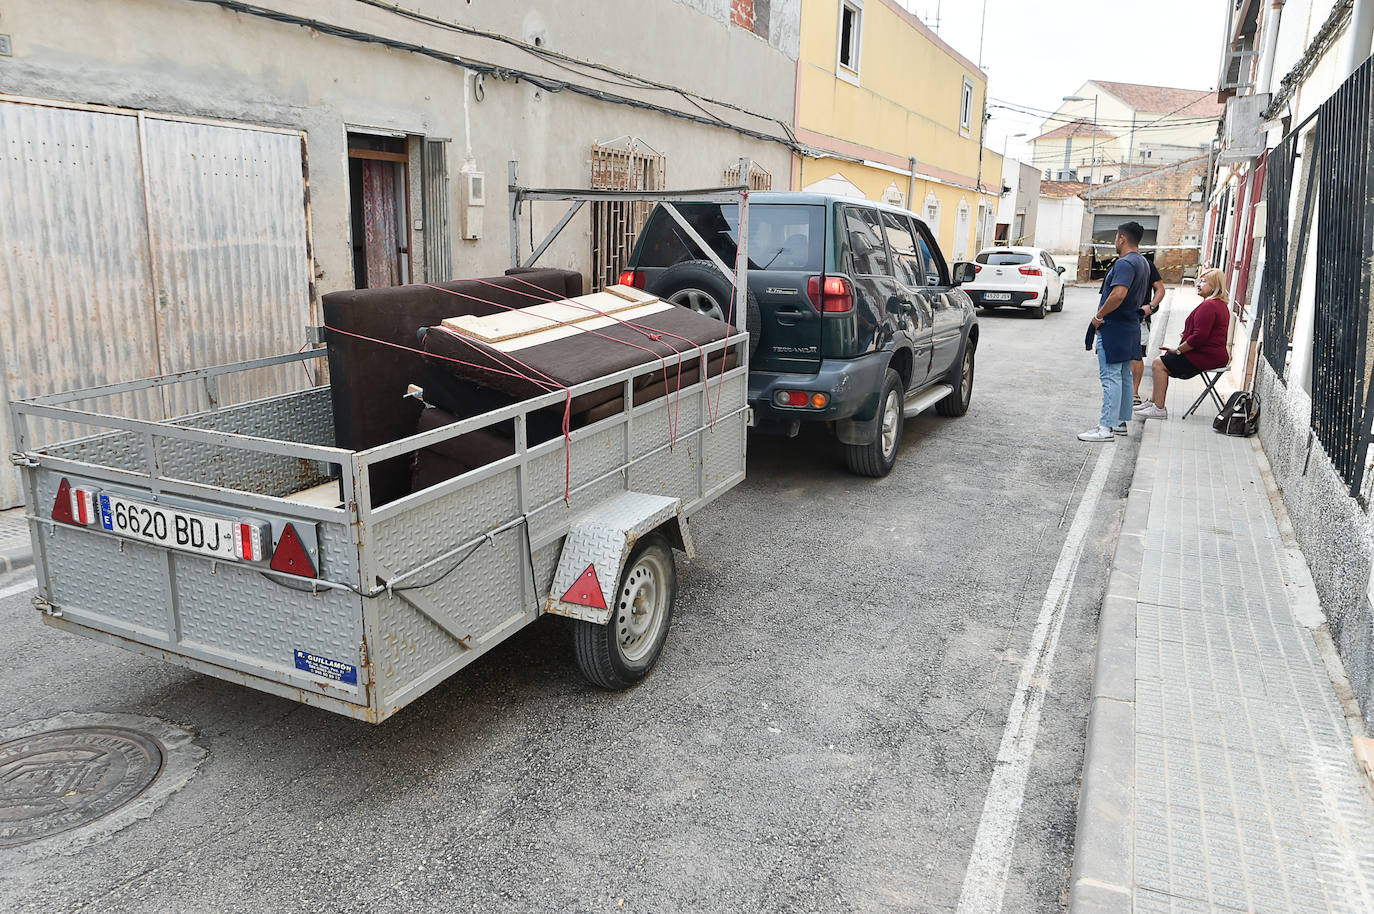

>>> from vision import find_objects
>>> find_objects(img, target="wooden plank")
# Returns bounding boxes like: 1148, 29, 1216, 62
441, 291, 659, 344
603, 283, 659, 303
497, 301, 675, 352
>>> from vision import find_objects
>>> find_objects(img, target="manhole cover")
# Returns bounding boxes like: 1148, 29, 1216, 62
0, 726, 164, 847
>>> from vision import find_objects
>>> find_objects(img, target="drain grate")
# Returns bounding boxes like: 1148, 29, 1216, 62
0, 726, 165, 847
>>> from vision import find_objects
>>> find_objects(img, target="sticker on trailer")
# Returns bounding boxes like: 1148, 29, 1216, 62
293, 650, 357, 686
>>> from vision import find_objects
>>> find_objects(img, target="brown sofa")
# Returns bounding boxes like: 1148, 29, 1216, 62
322, 269, 583, 505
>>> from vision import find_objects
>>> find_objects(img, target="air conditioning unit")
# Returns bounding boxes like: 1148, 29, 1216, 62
1218, 94, 1269, 163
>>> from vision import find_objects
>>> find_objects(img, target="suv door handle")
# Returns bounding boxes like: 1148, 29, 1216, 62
776, 305, 807, 326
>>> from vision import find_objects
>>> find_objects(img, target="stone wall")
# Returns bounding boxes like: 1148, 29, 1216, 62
1255, 359, 1374, 726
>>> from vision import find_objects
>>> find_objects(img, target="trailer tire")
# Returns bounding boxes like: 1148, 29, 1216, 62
572, 534, 677, 690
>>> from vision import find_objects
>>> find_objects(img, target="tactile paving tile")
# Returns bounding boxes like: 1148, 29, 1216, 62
1128, 385, 1374, 911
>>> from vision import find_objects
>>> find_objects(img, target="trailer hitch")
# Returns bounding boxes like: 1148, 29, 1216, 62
9, 452, 39, 468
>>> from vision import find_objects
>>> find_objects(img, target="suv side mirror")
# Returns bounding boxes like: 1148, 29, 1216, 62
952, 261, 977, 285
1057, 265, 1066, 275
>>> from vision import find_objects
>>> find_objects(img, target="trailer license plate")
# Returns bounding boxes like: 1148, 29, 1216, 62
99, 494, 238, 560
984, 292, 1011, 301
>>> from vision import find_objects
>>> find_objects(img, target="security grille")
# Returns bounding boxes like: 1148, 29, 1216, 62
723, 161, 773, 190
1310, 56, 1374, 497
590, 138, 665, 291
1259, 134, 1298, 379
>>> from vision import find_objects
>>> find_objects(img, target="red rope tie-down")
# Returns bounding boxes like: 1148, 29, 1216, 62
423, 283, 699, 447
323, 324, 576, 501
502, 276, 737, 428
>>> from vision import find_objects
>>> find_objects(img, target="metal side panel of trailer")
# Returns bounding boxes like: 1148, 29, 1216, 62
11, 340, 748, 723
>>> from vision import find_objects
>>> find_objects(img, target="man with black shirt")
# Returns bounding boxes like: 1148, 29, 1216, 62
1132, 256, 1166, 404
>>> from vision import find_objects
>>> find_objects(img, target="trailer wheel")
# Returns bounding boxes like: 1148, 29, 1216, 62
572, 534, 677, 690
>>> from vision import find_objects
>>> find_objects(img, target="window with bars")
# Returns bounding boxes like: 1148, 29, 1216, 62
589, 139, 666, 291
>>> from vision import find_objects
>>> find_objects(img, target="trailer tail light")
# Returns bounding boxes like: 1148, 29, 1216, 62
1018, 265, 1043, 276
234, 521, 271, 563
51, 478, 97, 526
269, 523, 317, 578
617, 270, 645, 289
807, 276, 854, 312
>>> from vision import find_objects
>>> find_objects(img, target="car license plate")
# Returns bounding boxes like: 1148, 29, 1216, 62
984, 292, 1011, 301
99, 494, 238, 560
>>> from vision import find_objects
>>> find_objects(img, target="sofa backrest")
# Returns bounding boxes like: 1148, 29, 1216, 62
321, 268, 582, 505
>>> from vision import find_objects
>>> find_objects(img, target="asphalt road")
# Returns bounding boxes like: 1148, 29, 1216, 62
0, 285, 1142, 913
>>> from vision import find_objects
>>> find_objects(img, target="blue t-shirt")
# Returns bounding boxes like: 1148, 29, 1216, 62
1098, 252, 1149, 319
1096, 251, 1148, 363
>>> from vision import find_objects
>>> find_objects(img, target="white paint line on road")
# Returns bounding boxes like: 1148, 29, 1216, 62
955, 445, 1116, 914
0, 576, 37, 601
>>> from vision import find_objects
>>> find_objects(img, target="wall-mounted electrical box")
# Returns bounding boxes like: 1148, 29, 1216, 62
460, 169, 485, 240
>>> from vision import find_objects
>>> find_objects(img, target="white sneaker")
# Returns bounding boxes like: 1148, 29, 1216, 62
1137, 404, 1168, 419
1112, 422, 1128, 435
1078, 426, 1115, 442
1132, 400, 1153, 413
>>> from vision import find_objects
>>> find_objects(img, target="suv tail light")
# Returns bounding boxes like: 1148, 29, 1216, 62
1018, 265, 1043, 276
807, 275, 854, 313
51, 478, 97, 526
617, 270, 645, 289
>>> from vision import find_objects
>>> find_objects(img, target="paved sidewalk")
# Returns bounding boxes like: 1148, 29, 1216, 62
1071, 300, 1374, 911
0, 505, 31, 573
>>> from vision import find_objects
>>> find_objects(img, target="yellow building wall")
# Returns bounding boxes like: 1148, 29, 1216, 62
793, 0, 997, 260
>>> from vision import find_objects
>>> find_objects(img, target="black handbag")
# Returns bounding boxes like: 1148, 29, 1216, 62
1213, 391, 1261, 437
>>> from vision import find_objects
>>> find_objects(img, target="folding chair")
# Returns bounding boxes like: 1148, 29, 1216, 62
1181, 364, 1229, 419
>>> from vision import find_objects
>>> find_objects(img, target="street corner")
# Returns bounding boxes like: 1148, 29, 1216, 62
0, 711, 207, 858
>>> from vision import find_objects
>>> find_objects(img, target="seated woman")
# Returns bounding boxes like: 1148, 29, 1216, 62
1135, 268, 1230, 419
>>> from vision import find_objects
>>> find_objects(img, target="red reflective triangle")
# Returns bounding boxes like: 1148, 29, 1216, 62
561, 564, 607, 610
269, 523, 317, 578
51, 478, 77, 525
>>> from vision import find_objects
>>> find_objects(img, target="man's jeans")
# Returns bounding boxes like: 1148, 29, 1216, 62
1097, 341, 1133, 428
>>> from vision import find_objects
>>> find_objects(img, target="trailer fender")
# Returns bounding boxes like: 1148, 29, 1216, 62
545, 491, 694, 624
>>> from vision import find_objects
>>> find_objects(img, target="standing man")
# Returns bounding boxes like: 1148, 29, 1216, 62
1132, 256, 1166, 405
1078, 221, 1149, 442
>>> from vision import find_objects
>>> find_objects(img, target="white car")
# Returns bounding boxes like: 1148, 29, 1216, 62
965, 246, 1066, 318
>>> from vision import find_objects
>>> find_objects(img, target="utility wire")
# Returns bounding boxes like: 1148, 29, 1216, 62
187, 0, 808, 153
352, 0, 788, 131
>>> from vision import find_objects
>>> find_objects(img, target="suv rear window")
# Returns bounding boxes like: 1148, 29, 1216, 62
636, 203, 824, 271
975, 251, 1033, 265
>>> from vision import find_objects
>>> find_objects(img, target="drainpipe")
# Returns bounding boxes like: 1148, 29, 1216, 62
908, 157, 917, 209
1344, 0, 1374, 76
1256, 0, 1285, 95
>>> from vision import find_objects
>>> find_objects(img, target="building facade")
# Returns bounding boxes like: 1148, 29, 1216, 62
790, 0, 1001, 260
1033, 181, 1089, 255
993, 158, 1042, 246
0, 0, 802, 506
1075, 156, 1209, 283
1030, 80, 1221, 185
1207, 0, 1374, 723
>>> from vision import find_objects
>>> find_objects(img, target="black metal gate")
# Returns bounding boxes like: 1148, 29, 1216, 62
1311, 56, 1374, 496
1259, 133, 1297, 378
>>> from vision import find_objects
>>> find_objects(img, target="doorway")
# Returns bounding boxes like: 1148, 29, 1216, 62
348, 133, 410, 288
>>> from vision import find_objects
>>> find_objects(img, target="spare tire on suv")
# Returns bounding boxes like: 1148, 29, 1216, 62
650, 260, 761, 358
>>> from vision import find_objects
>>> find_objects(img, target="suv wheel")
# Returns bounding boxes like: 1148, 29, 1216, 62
936, 344, 975, 417
651, 260, 761, 358
843, 369, 904, 478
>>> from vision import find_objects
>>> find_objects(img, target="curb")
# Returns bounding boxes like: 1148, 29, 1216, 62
1066, 419, 1158, 912
1066, 293, 1186, 912
0, 545, 33, 576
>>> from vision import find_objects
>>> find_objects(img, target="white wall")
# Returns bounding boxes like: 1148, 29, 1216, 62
1034, 196, 1086, 254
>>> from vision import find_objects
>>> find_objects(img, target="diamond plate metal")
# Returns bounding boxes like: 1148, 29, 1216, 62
545, 492, 684, 624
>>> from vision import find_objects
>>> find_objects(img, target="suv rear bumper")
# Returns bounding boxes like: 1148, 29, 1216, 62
747, 351, 890, 425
